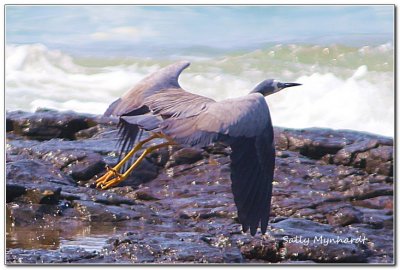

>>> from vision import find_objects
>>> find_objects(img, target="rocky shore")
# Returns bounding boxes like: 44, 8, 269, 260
6, 109, 393, 264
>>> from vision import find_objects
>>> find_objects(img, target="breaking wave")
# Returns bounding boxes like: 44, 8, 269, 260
5, 43, 394, 137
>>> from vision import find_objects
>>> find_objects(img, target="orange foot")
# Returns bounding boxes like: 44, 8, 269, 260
95, 166, 126, 189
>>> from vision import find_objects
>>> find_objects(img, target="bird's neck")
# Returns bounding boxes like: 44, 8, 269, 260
249, 86, 265, 96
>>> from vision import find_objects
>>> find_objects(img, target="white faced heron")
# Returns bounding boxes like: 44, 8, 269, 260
96, 61, 301, 235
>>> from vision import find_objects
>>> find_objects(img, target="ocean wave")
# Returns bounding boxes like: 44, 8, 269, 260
5, 43, 394, 137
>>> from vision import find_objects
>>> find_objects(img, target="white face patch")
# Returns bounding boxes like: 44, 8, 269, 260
272, 80, 279, 91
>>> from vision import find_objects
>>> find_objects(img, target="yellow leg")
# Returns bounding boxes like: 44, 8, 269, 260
95, 133, 160, 188
99, 142, 173, 189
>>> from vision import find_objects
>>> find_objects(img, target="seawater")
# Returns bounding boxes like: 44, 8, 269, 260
5, 43, 394, 137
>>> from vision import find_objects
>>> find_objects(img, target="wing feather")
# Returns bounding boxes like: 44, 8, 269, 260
155, 92, 274, 234
230, 128, 275, 235
159, 93, 270, 145
102, 61, 190, 160
144, 89, 215, 118
107, 61, 191, 117
102, 61, 275, 235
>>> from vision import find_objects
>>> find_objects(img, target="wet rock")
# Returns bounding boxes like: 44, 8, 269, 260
352, 196, 393, 210
7, 203, 66, 226
73, 200, 145, 222
6, 247, 99, 264
148, 147, 170, 167
341, 223, 393, 263
270, 218, 368, 263
6, 109, 98, 140
69, 153, 106, 181
284, 128, 350, 159
92, 192, 136, 206
204, 142, 231, 155
239, 238, 281, 262
115, 158, 160, 187
75, 125, 110, 140
6, 159, 74, 187
6, 118, 14, 132
39, 188, 62, 205
6, 184, 26, 203
274, 128, 289, 150
356, 207, 393, 229
5, 110, 393, 264
325, 206, 363, 227
166, 147, 204, 168
102, 231, 243, 263
127, 187, 160, 201
333, 139, 378, 166
344, 182, 393, 200
365, 146, 393, 176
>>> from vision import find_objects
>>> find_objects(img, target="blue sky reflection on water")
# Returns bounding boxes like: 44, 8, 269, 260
6, 5, 394, 57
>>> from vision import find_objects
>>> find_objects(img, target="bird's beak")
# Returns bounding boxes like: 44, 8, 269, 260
279, 82, 302, 89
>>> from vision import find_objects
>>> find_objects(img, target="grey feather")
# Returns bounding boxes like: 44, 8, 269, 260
103, 61, 190, 161
159, 93, 270, 142
153, 92, 274, 235
121, 114, 162, 131
102, 60, 278, 235
144, 89, 215, 118
107, 61, 191, 117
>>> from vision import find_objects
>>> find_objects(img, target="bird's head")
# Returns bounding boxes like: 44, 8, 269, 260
251, 79, 302, 96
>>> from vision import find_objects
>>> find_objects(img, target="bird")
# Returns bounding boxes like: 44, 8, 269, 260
96, 61, 301, 236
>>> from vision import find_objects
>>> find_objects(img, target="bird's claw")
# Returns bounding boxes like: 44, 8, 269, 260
95, 166, 125, 189
99, 175, 126, 189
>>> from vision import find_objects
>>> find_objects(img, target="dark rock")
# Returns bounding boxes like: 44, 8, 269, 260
357, 207, 393, 229
274, 128, 289, 150
148, 147, 170, 167
352, 196, 393, 210
69, 153, 106, 181
353, 151, 369, 169
6, 110, 97, 140
102, 231, 242, 263
284, 128, 350, 159
73, 200, 145, 222
6, 247, 99, 264
166, 147, 204, 168
75, 125, 108, 139
240, 238, 281, 262
6, 118, 14, 132
92, 192, 136, 206
7, 203, 66, 226
5, 110, 393, 264
325, 206, 363, 226
270, 218, 368, 263
12, 187, 62, 205
6, 184, 26, 203
116, 158, 160, 187
344, 182, 393, 200
333, 139, 378, 166
365, 146, 393, 176
129, 188, 160, 201
6, 159, 74, 187
204, 142, 231, 155
39, 188, 62, 205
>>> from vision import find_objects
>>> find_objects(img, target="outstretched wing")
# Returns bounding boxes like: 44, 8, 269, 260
230, 127, 274, 236
158, 93, 270, 146
103, 61, 191, 159
157, 93, 275, 235
106, 61, 191, 117
144, 89, 215, 119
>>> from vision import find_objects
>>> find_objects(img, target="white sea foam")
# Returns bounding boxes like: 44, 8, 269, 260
267, 72, 394, 137
5, 44, 394, 137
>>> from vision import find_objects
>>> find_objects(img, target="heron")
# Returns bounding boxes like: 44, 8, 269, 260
96, 61, 301, 235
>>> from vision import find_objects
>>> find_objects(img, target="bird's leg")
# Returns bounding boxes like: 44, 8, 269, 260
95, 133, 160, 188
98, 141, 174, 189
